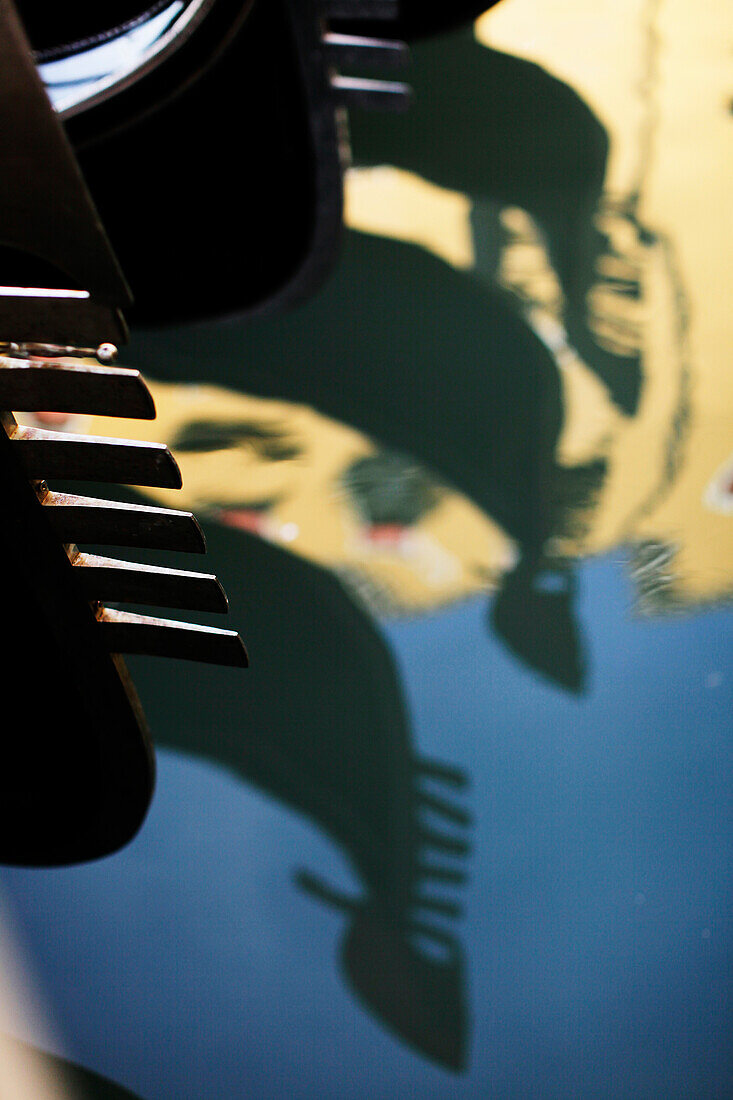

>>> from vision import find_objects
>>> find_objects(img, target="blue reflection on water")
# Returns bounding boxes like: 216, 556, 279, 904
1, 555, 730, 1099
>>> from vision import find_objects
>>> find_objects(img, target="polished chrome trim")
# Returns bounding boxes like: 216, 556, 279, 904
38, 0, 218, 118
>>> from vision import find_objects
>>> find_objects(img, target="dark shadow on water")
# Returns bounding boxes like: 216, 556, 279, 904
120, 30, 660, 1062
129, 527, 471, 1070
491, 553, 587, 693
135, 227, 596, 691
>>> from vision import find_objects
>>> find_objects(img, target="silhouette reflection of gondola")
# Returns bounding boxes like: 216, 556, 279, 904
141, 230, 562, 551
130, 526, 470, 1070
296, 876, 469, 1072
134, 228, 590, 690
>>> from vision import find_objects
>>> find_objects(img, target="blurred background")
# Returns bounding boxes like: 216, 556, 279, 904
2, 1, 731, 1096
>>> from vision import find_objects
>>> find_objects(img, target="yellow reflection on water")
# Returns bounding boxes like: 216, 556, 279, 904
475, 0, 733, 605
18, 2, 731, 617
345, 166, 475, 271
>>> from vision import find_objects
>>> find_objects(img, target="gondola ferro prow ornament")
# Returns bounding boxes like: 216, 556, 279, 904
0, 0, 247, 868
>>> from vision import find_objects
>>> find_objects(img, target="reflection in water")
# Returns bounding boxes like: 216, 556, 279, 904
347, 26, 642, 417
128, 528, 471, 1070
60, 371, 597, 693
346, 3, 732, 611
12, 2, 732, 1080
491, 553, 585, 692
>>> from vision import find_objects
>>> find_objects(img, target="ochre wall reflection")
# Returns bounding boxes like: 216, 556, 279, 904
472, 0, 733, 606
75, 381, 512, 615
8, 5, 731, 1079
30, 4, 730, 621
37, 312, 729, 621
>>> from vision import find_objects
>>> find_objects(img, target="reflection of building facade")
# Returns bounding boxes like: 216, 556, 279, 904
38, 306, 730, 620
473, 0, 733, 611
30, 6, 731, 623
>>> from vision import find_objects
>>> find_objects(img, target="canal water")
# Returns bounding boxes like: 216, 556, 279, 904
2, 3, 731, 1096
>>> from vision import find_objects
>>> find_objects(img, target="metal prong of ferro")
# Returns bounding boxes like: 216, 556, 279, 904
0, 0, 246, 866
